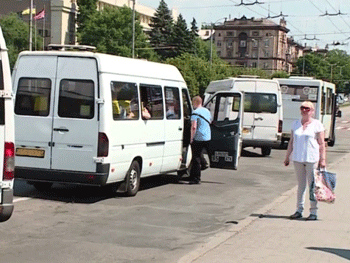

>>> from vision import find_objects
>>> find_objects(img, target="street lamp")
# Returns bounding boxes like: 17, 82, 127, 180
210, 17, 227, 64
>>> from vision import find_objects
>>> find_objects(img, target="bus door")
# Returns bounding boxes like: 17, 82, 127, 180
204, 91, 243, 170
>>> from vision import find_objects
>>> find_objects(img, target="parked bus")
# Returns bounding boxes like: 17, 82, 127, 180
12, 46, 243, 196
0, 26, 15, 222
275, 77, 341, 146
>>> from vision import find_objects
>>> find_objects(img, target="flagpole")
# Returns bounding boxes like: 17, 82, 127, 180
34, 19, 37, 51
29, 0, 33, 51
43, 5, 45, 50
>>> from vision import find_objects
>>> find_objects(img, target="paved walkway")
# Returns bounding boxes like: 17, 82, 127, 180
179, 153, 350, 263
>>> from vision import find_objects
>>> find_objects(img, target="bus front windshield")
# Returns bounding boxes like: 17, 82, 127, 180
281, 84, 319, 102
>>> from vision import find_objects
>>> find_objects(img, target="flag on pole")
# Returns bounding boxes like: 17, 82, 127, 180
34, 9, 45, 20
22, 8, 36, 15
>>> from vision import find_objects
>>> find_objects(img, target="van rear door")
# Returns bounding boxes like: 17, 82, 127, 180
204, 91, 243, 170
51, 57, 98, 172
254, 81, 280, 141
14, 56, 57, 169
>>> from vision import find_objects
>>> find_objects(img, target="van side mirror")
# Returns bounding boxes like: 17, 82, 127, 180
336, 110, 342, 118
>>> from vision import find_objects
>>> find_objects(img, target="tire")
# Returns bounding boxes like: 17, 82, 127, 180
125, 161, 141, 197
261, 146, 271, 156
32, 182, 53, 191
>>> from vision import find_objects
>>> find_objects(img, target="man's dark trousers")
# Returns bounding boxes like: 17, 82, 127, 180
190, 140, 209, 183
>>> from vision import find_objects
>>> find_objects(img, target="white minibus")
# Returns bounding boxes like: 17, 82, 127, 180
275, 77, 340, 146
204, 77, 283, 156
0, 26, 15, 222
12, 47, 243, 196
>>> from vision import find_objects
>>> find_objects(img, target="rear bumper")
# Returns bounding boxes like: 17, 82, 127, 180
15, 165, 109, 186
0, 189, 14, 222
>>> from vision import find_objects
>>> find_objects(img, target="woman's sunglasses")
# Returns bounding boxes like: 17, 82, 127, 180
300, 106, 311, 111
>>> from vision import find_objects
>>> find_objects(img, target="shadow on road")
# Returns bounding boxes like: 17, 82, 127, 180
306, 247, 350, 260
250, 213, 291, 220
14, 174, 181, 204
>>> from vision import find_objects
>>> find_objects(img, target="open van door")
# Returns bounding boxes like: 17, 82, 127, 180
204, 91, 243, 170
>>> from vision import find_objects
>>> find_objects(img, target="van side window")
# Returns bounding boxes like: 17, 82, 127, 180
181, 88, 192, 118
0, 61, 3, 90
111, 81, 139, 120
206, 95, 240, 121
281, 84, 318, 102
140, 84, 163, 120
326, 88, 332, 114
58, 79, 94, 119
15, 78, 51, 116
165, 87, 181, 119
244, 93, 277, 113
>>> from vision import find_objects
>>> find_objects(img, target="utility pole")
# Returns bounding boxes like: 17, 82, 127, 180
132, 0, 136, 58
330, 64, 336, 83
210, 17, 227, 64
29, 0, 33, 51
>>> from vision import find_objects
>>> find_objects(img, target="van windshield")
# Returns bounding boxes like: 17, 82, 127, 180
244, 93, 277, 113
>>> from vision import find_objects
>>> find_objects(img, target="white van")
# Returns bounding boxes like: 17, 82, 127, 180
12, 47, 243, 195
275, 77, 339, 146
204, 77, 283, 156
0, 26, 15, 222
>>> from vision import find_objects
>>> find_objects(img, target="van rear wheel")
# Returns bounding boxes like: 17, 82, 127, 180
125, 161, 140, 196
261, 147, 271, 156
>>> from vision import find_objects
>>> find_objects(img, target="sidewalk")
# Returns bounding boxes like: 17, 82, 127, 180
179, 153, 350, 263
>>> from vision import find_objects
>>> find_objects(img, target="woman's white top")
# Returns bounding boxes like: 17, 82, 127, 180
292, 119, 325, 163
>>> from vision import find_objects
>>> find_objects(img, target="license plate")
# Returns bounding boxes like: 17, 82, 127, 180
242, 128, 251, 134
16, 148, 45, 158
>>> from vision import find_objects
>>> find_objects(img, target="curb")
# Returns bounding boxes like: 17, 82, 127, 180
177, 153, 348, 263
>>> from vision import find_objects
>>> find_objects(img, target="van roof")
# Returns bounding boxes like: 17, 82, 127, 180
274, 78, 333, 86
17, 51, 186, 83
206, 78, 279, 93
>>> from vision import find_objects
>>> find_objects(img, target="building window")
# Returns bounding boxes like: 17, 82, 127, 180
253, 50, 258, 58
227, 31, 233, 36
205, 30, 210, 36
264, 39, 270, 47
218, 33, 221, 37
264, 51, 269, 57
252, 31, 259, 36
217, 41, 222, 47
252, 62, 257, 68
227, 50, 233, 58
227, 41, 233, 48
240, 40, 246, 47
263, 62, 268, 69
252, 40, 258, 48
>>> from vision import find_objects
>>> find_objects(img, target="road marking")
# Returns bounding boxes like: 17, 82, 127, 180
13, 197, 31, 203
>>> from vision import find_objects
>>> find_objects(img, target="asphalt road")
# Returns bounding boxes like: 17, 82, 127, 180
1, 105, 349, 263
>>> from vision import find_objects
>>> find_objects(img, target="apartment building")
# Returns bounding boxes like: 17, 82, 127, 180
213, 15, 303, 73
0, 0, 156, 48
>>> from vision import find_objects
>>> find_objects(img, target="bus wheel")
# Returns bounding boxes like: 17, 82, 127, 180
125, 161, 140, 196
261, 147, 271, 156
32, 182, 53, 191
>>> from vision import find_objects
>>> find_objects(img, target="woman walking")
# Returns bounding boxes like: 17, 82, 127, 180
284, 101, 326, 220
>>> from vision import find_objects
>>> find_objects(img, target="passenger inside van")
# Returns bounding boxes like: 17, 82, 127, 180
142, 102, 151, 119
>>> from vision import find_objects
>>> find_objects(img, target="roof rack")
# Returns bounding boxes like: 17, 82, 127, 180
47, 44, 96, 51
237, 75, 260, 78
289, 76, 315, 80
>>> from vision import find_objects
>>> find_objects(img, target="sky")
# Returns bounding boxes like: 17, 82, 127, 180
138, 0, 350, 54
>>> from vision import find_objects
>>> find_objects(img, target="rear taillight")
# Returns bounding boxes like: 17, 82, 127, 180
98, 132, 109, 157
278, 120, 283, 133
3, 142, 15, 180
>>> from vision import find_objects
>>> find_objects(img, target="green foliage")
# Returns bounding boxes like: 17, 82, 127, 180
149, 0, 174, 60
78, 6, 157, 60
0, 13, 41, 69
294, 49, 350, 93
76, 0, 98, 34
271, 71, 290, 79
171, 14, 193, 57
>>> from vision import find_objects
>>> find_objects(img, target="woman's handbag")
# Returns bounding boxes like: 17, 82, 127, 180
313, 168, 336, 204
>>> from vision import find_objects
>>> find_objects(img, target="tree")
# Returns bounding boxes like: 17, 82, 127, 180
149, 0, 174, 60
171, 14, 192, 57
0, 13, 42, 69
271, 71, 289, 79
79, 6, 157, 60
76, 0, 98, 36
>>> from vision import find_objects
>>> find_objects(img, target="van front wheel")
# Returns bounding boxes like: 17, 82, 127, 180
125, 161, 141, 196
261, 147, 271, 156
